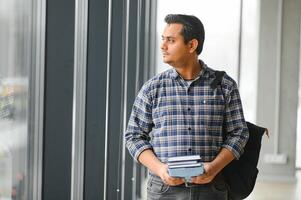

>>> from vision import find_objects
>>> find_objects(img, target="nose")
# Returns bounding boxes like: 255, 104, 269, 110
161, 40, 167, 51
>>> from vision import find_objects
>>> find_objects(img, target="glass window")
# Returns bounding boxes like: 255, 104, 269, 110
296, 47, 301, 168
239, 0, 260, 122
0, 0, 33, 199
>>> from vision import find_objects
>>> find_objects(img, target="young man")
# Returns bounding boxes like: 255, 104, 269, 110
125, 14, 249, 200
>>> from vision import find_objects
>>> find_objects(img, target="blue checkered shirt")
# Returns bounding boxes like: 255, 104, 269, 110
125, 62, 249, 163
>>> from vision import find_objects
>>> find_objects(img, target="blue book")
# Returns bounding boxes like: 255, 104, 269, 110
168, 164, 204, 181
168, 160, 198, 166
167, 155, 201, 163
168, 162, 202, 169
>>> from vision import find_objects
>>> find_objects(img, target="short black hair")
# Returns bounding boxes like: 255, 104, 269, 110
164, 14, 205, 55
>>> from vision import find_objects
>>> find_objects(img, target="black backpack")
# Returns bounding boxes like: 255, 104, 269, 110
211, 71, 267, 200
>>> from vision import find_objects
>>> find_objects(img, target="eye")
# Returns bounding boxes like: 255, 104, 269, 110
168, 38, 175, 43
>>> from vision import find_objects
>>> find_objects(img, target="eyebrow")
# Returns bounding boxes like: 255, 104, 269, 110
161, 35, 176, 39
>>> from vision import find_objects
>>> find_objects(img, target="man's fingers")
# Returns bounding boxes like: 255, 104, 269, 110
160, 170, 185, 185
191, 174, 206, 181
191, 174, 213, 184
162, 175, 184, 185
168, 179, 184, 186
168, 176, 181, 182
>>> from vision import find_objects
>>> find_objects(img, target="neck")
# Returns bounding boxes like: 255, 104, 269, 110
172, 59, 202, 80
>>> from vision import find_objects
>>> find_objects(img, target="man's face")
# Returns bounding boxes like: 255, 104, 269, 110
160, 23, 191, 65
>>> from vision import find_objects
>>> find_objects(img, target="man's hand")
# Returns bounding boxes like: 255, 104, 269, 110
190, 148, 235, 184
157, 163, 185, 186
138, 149, 185, 186
190, 162, 218, 184
138, 148, 234, 186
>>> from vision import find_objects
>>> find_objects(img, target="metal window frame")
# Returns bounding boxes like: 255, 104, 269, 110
42, 0, 75, 199
71, 0, 88, 199
105, 0, 128, 199
27, 0, 46, 199
84, 0, 109, 198
136, 1, 157, 198
84, 0, 157, 199
104, 0, 112, 198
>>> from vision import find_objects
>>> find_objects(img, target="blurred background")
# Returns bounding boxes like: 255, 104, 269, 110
0, 0, 300, 199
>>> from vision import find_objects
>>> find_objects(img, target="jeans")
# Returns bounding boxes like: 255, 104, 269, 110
147, 174, 228, 200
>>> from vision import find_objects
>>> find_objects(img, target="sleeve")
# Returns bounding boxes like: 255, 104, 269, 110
124, 84, 154, 162
221, 81, 249, 160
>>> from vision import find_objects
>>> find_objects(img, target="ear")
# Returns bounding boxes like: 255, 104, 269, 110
189, 39, 198, 53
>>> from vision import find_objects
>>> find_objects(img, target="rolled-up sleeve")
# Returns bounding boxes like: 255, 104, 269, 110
222, 82, 249, 160
125, 84, 154, 162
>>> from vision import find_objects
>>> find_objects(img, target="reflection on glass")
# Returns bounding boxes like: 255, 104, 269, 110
0, 0, 32, 199
297, 52, 301, 168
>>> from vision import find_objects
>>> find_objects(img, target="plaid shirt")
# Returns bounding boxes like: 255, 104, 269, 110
125, 61, 249, 163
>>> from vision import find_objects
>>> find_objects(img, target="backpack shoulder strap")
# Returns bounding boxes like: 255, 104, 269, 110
210, 70, 227, 139
210, 70, 225, 89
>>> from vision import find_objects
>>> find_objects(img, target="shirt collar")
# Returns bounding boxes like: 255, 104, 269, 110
170, 60, 212, 80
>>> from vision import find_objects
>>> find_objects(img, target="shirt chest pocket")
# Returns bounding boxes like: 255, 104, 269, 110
202, 98, 225, 112
199, 97, 225, 125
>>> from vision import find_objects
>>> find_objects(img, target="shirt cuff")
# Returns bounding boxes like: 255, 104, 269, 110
221, 142, 244, 160
126, 140, 153, 162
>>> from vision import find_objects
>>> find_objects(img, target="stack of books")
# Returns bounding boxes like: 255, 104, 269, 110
167, 155, 204, 180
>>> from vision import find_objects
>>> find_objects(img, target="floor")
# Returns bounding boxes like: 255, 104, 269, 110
246, 171, 301, 200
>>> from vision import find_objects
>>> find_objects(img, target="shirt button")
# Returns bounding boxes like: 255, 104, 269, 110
188, 108, 191, 111
188, 148, 192, 152
188, 127, 191, 131
203, 100, 206, 104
